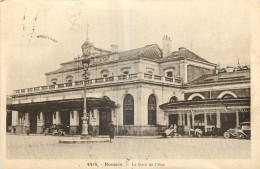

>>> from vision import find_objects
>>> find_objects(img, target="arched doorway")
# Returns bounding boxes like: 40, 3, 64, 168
148, 94, 156, 125
168, 96, 178, 129
123, 94, 134, 125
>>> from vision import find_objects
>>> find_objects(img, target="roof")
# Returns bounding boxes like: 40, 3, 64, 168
45, 44, 162, 75
158, 47, 214, 65
45, 45, 214, 75
7, 97, 116, 111
159, 97, 250, 114
188, 69, 250, 85
118, 44, 162, 60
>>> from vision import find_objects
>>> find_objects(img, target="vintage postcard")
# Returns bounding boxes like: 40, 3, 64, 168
1, 0, 260, 169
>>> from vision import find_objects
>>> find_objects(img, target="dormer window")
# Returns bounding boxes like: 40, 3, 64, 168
66, 75, 73, 83
51, 78, 58, 85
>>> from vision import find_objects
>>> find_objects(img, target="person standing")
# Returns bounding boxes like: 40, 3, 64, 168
12, 126, 16, 135
26, 126, 30, 136
109, 120, 115, 143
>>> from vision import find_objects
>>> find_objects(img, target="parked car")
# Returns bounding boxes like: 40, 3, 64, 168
237, 122, 251, 139
44, 125, 55, 136
44, 124, 67, 136
161, 124, 178, 138
223, 127, 239, 139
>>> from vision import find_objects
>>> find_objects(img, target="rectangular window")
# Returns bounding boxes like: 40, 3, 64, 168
166, 71, 173, 77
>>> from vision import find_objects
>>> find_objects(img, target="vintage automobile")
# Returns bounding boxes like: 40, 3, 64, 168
43, 125, 54, 136
237, 122, 251, 139
223, 122, 251, 139
223, 127, 239, 139
44, 124, 68, 136
161, 124, 178, 138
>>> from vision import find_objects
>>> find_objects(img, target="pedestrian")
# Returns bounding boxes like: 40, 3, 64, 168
88, 124, 94, 137
26, 126, 30, 136
108, 120, 115, 143
12, 126, 16, 135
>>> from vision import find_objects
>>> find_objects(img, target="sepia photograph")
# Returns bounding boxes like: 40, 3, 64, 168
1, 0, 260, 169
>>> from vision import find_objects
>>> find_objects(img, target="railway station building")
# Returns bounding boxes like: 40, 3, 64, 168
6, 35, 250, 135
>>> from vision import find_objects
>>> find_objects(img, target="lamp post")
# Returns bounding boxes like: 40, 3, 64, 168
81, 57, 90, 139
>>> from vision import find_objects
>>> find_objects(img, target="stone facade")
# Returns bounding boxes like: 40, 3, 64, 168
7, 36, 250, 136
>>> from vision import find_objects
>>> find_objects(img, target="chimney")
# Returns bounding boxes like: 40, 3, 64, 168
178, 47, 186, 51
214, 66, 219, 75
111, 45, 118, 53
162, 35, 172, 57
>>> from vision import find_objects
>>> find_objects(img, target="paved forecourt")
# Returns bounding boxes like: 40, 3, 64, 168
6, 135, 250, 159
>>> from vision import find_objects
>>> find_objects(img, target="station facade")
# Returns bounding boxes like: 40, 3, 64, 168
6, 35, 250, 135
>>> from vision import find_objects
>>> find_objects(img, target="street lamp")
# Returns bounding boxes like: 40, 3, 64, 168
81, 57, 90, 139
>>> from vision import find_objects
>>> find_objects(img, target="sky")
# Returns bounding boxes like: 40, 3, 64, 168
1, 0, 254, 94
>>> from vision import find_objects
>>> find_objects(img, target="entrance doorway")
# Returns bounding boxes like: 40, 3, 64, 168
221, 113, 236, 132
99, 108, 111, 135
169, 114, 178, 131
44, 112, 53, 128
30, 112, 37, 133
61, 110, 70, 134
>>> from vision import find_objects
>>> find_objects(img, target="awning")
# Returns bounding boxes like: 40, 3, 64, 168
159, 97, 250, 115
7, 97, 117, 112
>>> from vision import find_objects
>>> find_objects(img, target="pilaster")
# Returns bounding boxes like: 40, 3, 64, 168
12, 111, 18, 126
70, 110, 79, 135
204, 113, 207, 132
53, 111, 61, 125
236, 110, 239, 126
217, 112, 221, 128
37, 112, 45, 134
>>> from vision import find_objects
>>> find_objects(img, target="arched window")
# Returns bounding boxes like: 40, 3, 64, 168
148, 95, 156, 125
66, 75, 73, 83
222, 94, 234, 99
51, 78, 58, 85
169, 96, 178, 103
123, 94, 134, 125
192, 96, 203, 101
101, 69, 109, 78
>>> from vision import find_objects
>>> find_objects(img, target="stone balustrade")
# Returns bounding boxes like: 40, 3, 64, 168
12, 72, 182, 95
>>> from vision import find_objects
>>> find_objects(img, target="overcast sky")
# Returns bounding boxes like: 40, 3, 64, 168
1, 0, 253, 94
